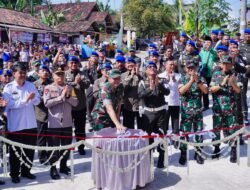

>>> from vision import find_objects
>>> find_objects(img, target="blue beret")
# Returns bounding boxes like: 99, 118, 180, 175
43, 46, 49, 51
181, 32, 188, 38
211, 30, 218, 35
149, 50, 159, 57
39, 64, 50, 74
216, 45, 228, 52
186, 40, 196, 47
127, 57, 136, 64
101, 63, 112, 70
218, 30, 224, 35
42, 57, 50, 63
91, 51, 99, 57
149, 44, 157, 49
116, 55, 126, 63
117, 50, 125, 56
229, 40, 238, 46
0, 69, 12, 77
146, 61, 157, 68
244, 29, 250, 34
68, 55, 79, 63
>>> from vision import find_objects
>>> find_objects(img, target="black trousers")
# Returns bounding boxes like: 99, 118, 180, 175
47, 127, 72, 167
203, 77, 211, 109
72, 109, 86, 150
37, 120, 48, 161
143, 110, 167, 145
166, 106, 180, 134
122, 109, 143, 129
8, 128, 37, 178
242, 78, 248, 118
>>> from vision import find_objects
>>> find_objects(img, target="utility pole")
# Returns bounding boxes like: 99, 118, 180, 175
240, 0, 247, 38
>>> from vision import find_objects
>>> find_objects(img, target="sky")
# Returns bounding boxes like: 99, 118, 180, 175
50, 0, 241, 18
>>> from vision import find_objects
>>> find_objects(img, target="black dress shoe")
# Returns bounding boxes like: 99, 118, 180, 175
0, 180, 5, 185
21, 172, 36, 180
60, 166, 71, 175
11, 177, 20, 184
50, 166, 61, 180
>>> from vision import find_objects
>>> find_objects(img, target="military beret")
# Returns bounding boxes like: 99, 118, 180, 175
39, 64, 50, 74
146, 61, 157, 68
149, 50, 159, 57
42, 57, 50, 63
43, 46, 49, 51
127, 57, 136, 64
218, 29, 224, 35
68, 55, 79, 63
211, 30, 218, 35
220, 55, 232, 64
101, 62, 112, 70
117, 50, 125, 56
216, 45, 228, 52
229, 39, 238, 46
108, 69, 121, 78
116, 55, 126, 63
3, 52, 11, 62
244, 29, 250, 34
148, 44, 157, 49
180, 32, 188, 38
186, 40, 196, 47
91, 51, 99, 57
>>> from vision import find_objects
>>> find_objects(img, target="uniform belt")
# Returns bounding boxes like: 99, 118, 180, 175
144, 105, 167, 112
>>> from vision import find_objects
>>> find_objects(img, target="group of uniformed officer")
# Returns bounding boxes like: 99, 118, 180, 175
0, 28, 250, 185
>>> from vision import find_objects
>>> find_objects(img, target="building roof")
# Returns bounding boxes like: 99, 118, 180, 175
88, 12, 113, 25
0, 8, 51, 31
54, 20, 99, 34
34, 2, 99, 21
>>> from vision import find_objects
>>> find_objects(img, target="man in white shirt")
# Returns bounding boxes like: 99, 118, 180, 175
3, 64, 40, 183
158, 60, 181, 136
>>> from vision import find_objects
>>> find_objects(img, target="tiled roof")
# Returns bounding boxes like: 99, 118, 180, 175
88, 11, 113, 25
0, 8, 51, 31
54, 20, 99, 33
34, 2, 99, 21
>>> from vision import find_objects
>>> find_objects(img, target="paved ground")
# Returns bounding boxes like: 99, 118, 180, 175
2, 51, 250, 190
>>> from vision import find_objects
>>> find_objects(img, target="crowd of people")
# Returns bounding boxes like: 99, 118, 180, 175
0, 28, 249, 186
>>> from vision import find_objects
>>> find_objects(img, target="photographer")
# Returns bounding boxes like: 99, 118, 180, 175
199, 36, 218, 111
210, 55, 241, 163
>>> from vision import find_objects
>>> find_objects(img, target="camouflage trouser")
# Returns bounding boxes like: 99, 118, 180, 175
213, 112, 237, 146
179, 112, 203, 151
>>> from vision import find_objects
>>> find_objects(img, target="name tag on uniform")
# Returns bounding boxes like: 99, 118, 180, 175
50, 90, 59, 97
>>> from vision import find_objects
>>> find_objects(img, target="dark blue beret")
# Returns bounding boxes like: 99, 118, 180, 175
148, 44, 157, 49
211, 30, 218, 35
127, 57, 136, 64
229, 40, 238, 46
216, 45, 229, 52
186, 40, 196, 47
116, 55, 126, 63
146, 61, 157, 68
117, 50, 125, 56
91, 51, 99, 57
149, 50, 159, 57
101, 63, 112, 70
68, 56, 79, 63
244, 29, 250, 34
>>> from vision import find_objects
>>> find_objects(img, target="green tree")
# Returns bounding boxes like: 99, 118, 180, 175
184, 0, 231, 35
122, 0, 175, 37
40, 3, 67, 27
0, 0, 44, 15
96, 0, 116, 15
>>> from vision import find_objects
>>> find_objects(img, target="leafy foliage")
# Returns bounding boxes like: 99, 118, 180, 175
184, 0, 231, 35
122, 0, 175, 37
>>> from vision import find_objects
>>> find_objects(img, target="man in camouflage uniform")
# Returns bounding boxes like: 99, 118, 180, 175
178, 40, 200, 75
210, 55, 241, 163
178, 61, 208, 165
239, 29, 250, 124
91, 69, 126, 132
92, 63, 112, 100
